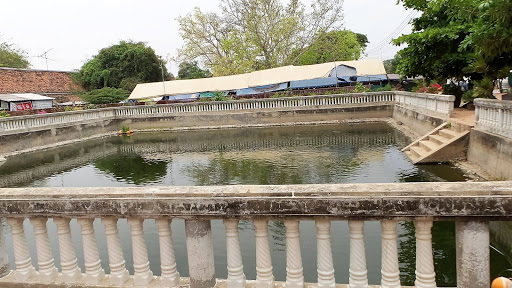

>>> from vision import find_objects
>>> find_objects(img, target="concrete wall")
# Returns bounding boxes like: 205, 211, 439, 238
0, 104, 393, 156
393, 105, 446, 136
467, 129, 512, 180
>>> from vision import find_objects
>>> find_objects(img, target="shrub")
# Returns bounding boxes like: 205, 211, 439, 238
212, 91, 228, 101
0, 110, 10, 117
427, 83, 443, 94
353, 82, 371, 93
80, 87, 130, 104
374, 84, 393, 91
472, 78, 494, 99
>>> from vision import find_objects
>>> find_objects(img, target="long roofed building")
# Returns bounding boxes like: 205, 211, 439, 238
129, 59, 387, 100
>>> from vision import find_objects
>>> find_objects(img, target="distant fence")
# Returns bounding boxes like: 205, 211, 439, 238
0, 91, 455, 135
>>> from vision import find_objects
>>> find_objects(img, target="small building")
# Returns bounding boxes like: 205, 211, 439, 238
0, 93, 54, 111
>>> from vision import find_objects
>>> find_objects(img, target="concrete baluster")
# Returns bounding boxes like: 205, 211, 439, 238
30, 218, 58, 282
414, 220, 436, 288
185, 220, 216, 288
285, 220, 304, 288
102, 218, 129, 285
77, 218, 105, 284
456, 221, 490, 288
253, 220, 274, 288
348, 220, 368, 288
127, 218, 154, 286
155, 219, 180, 287
0, 219, 9, 278
6, 218, 36, 281
224, 220, 246, 288
54, 218, 82, 282
499, 108, 504, 128
380, 220, 401, 288
316, 220, 335, 288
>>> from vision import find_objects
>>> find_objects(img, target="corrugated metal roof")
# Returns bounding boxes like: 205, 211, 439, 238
129, 59, 386, 100
0, 93, 54, 102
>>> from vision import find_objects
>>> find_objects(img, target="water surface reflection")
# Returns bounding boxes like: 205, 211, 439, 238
0, 123, 493, 286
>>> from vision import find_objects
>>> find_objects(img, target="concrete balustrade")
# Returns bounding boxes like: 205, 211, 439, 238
394, 91, 455, 117
0, 91, 455, 136
475, 98, 512, 138
0, 182, 507, 287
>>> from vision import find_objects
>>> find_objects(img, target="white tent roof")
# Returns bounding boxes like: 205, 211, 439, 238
129, 59, 386, 100
0, 93, 54, 102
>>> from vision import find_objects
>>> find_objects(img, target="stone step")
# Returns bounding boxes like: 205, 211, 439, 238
438, 129, 459, 139
409, 145, 428, 158
428, 134, 449, 145
419, 140, 439, 152
404, 150, 417, 161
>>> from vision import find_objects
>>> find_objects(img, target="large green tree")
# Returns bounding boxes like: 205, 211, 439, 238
79, 41, 171, 91
177, 61, 212, 79
394, 0, 512, 94
295, 30, 367, 66
0, 40, 30, 69
177, 0, 343, 76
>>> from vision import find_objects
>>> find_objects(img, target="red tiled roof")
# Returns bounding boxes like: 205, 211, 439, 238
0, 67, 82, 95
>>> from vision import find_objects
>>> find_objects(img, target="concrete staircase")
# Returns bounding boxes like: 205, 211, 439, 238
402, 123, 470, 164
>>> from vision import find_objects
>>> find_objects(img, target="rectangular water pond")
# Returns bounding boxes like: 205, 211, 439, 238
0, 122, 506, 286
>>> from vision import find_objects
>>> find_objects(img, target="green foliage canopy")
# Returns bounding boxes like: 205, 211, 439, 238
177, 61, 212, 79
383, 54, 402, 74
0, 40, 30, 69
79, 87, 129, 104
79, 41, 171, 91
177, 0, 344, 76
295, 30, 367, 65
394, 0, 512, 83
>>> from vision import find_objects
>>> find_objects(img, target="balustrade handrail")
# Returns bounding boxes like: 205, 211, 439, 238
0, 91, 456, 135
0, 182, 510, 220
0, 183, 503, 288
475, 98, 512, 138
394, 91, 456, 101
475, 98, 512, 109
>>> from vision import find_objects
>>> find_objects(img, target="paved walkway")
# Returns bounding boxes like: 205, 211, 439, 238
449, 108, 476, 127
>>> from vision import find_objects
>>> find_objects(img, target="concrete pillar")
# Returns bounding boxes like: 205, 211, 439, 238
102, 217, 129, 285
185, 220, 216, 288
0, 219, 10, 278
253, 220, 274, 288
414, 220, 436, 288
30, 217, 58, 282
6, 218, 36, 281
54, 218, 82, 282
155, 219, 180, 287
127, 218, 154, 286
456, 221, 490, 288
316, 220, 335, 288
349, 220, 368, 288
285, 220, 304, 288
77, 218, 105, 284
224, 220, 246, 288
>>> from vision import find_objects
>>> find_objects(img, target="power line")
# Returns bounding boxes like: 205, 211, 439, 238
366, 10, 417, 52
365, 10, 418, 55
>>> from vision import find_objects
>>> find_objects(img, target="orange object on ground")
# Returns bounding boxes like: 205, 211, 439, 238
492, 277, 512, 288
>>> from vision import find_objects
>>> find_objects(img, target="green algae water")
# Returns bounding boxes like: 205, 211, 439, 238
0, 122, 507, 286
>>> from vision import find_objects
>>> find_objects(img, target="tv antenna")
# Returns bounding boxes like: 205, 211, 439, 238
34, 48, 54, 70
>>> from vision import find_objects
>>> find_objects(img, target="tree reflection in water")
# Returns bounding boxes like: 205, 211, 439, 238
95, 154, 168, 185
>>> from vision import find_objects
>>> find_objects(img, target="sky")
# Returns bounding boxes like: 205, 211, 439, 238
0, 0, 413, 75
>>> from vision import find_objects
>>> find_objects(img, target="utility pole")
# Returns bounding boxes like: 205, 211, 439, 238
160, 60, 167, 98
